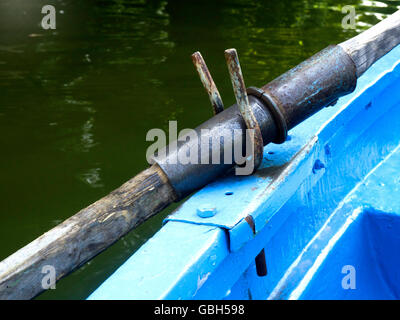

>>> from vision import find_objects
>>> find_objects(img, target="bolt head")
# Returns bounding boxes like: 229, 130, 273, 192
197, 204, 217, 218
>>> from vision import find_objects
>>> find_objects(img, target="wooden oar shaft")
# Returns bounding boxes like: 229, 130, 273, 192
339, 10, 400, 77
0, 164, 176, 300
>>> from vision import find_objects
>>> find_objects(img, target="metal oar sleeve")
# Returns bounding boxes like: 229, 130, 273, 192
154, 97, 278, 198
155, 45, 358, 198
257, 45, 357, 130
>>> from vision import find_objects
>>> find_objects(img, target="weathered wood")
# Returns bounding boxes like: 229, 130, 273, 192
0, 164, 177, 300
339, 10, 400, 77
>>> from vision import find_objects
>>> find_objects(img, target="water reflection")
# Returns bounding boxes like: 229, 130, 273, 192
79, 167, 104, 188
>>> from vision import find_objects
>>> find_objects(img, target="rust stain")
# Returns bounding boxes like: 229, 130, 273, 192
191, 51, 224, 115
224, 48, 264, 172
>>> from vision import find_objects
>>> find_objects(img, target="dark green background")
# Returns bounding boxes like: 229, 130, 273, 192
0, 0, 397, 299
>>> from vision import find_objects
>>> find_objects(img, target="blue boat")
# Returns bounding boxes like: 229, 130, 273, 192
87, 43, 400, 300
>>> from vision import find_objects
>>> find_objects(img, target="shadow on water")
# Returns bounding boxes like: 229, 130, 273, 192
0, 0, 398, 299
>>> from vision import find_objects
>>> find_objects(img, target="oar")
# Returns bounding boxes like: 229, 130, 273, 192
1, 10, 400, 300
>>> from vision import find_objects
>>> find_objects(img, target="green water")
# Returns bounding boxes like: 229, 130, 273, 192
0, 0, 398, 299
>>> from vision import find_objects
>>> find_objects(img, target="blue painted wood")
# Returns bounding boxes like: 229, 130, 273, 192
278, 146, 400, 299
88, 221, 228, 299
88, 45, 400, 300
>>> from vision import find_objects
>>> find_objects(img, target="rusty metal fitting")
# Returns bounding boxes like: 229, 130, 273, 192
244, 215, 267, 277
191, 51, 224, 115
154, 45, 357, 200
247, 86, 288, 144
260, 45, 357, 130
224, 48, 264, 172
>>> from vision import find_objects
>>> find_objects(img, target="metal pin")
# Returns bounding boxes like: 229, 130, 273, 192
224, 48, 264, 171
191, 51, 224, 115
245, 215, 267, 277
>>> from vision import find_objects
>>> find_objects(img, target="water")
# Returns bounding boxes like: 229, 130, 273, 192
0, 0, 398, 299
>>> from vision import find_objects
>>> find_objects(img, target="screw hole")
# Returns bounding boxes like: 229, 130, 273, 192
225, 191, 233, 196
312, 159, 325, 173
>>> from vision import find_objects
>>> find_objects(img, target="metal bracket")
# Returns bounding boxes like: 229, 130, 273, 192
224, 48, 264, 172
191, 51, 224, 115
247, 86, 288, 144
191, 49, 264, 173
245, 215, 267, 277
